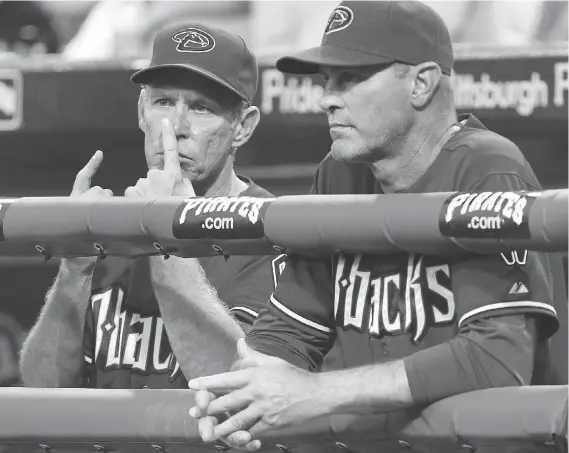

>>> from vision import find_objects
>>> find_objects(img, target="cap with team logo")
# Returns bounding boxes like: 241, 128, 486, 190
131, 22, 258, 103
276, 1, 453, 76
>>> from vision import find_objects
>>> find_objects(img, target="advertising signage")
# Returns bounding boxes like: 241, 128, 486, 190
256, 55, 568, 124
0, 53, 566, 133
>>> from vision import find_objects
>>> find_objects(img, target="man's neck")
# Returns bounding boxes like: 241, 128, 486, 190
206, 170, 248, 197
368, 118, 459, 193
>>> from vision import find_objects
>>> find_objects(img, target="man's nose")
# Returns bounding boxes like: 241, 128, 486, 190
169, 104, 190, 139
318, 81, 345, 113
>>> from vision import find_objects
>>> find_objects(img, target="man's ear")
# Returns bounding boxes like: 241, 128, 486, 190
410, 62, 442, 110
138, 89, 147, 133
231, 106, 261, 150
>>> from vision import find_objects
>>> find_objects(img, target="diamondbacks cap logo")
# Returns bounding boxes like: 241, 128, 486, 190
172, 28, 215, 53
325, 5, 354, 34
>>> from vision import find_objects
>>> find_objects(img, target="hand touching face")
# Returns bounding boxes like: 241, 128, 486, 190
126, 118, 195, 198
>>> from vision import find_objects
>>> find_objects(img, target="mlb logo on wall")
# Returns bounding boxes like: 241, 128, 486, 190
0, 69, 23, 131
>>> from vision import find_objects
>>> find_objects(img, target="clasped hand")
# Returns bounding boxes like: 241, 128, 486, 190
188, 339, 325, 451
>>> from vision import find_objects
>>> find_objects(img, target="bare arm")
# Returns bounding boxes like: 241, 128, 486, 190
149, 256, 245, 380
126, 119, 247, 379
20, 150, 113, 388
20, 258, 95, 387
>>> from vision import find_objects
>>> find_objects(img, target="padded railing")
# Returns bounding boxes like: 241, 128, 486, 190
0, 386, 566, 453
0, 190, 565, 259
0, 190, 566, 453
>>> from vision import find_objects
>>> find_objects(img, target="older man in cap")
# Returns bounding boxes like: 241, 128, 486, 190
21, 22, 279, 389
188, 1, 564, 450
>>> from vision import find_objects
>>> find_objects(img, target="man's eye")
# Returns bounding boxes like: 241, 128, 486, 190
155, 98, 174, 107
192, 104, 211, 113
339, 72, 356, 84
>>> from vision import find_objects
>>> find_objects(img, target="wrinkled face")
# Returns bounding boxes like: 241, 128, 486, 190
319, 64, 414, 163
139, 71, 240, 187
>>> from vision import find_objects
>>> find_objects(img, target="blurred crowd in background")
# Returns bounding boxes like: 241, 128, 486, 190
0, 0, 566, 62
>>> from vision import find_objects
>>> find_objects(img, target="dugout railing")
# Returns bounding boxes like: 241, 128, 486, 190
0, 191, 566, 453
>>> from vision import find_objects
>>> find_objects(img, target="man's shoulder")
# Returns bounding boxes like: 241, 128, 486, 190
440, 115, 540, 190
239, 176, 275, 198
450, 116, 534, 174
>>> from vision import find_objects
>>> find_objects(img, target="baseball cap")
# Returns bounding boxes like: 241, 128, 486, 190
276, 1, 454, 76
131, 22, 258, 103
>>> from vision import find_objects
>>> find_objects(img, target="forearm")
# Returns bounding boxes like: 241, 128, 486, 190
149, 256, 245, 379
318, 360, 413, 416
20, 258, 95, 388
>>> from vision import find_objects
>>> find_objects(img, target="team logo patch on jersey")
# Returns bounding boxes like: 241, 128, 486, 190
502, 273, 532, 301
173, 196, 275, 239
325, 6, 354, 34
271, 254, 287, 290
0, 70, 23, 131
172, 28, 215, 53
501, 250, 527, 266
439, 191, 541, 239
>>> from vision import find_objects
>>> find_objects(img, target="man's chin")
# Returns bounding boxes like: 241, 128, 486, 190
331, 143, 358, 163
331, 141, 375, 164
181, 168, 201, 181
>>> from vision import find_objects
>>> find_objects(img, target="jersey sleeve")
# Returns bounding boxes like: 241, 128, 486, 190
246, 165, 337, 370
246, 253, 337, 371
451, 173, 560, 339
82, 301, 95, 387
215, 254, 276, 326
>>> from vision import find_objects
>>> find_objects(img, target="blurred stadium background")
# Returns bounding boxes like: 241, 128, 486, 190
0, 0, 566, 387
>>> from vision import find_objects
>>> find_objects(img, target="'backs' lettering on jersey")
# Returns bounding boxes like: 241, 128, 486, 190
248, 114, 564, 376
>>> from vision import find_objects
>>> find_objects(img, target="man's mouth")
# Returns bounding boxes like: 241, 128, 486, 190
159, 152, 190, 161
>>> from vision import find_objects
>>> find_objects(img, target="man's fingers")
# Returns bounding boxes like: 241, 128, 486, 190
198, 416, 219, 443
195, 390, 216, 411
247, 419, 274, 439
124, 186, 138, 198
188, 370, 250, 393
237, 338, 252, 359
180, 178, 196, 197
161, 118, 181, 174
211, 406, 260, 441
73, 150, 103, 194
207, 389, 251, 416
223, 432, 262, 451
104, 189, 114, 197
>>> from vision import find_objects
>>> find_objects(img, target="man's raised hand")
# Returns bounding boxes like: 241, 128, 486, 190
125, 118, 195, 198
71, 150, 113, 199
66, 150, 112, 270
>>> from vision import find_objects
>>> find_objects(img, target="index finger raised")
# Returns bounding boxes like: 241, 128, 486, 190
161, 118, 181, 174
73, 150, 103, 194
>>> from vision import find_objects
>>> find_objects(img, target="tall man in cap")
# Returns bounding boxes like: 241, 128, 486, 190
21, 23, 280, 389
188, 1, 566, 449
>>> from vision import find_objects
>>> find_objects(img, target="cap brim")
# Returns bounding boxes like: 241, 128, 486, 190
276, 45, 395, 74
131, 64, 248, 102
